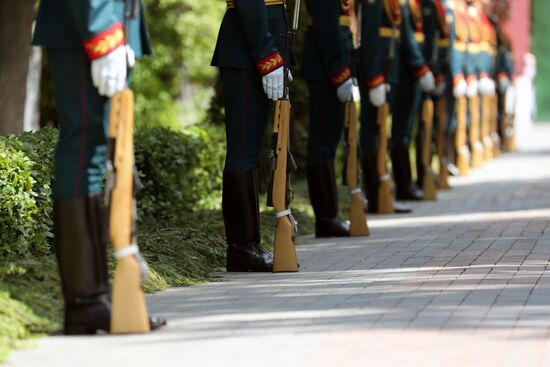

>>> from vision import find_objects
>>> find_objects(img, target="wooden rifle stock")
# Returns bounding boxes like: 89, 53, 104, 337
108, 90, 150, 334
481, 94, 494, 161
455, 96, 470, 176
271, 100, 298, 273
469, 95, 484, 168
492, 94, 503, 155
435, 97, 450, 189
344, 101, 369, 236
376, 103, 394, 214
421, 97, 437, 200
503, 97, 516, 152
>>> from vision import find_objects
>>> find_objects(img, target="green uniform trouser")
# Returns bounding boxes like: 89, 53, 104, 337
392, 67, 421, 149
48, 49, 109, 199
306, 80, 344, 166
220, 68, 271, 172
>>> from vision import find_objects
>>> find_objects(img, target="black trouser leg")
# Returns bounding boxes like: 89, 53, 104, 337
223, 170, 273, 272
307, 161, 349, 238
392, 146, 423, 201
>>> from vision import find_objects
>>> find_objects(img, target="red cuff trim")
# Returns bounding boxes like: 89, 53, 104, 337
436, 73, 445, 84
84, 22, 125, 60
256, 52, 285, 76
452, 73, 465, 86
366, 74, 385, 89
496, 71, 508, 82
466, 74, 477, 83
330, 67, 352, 87
413, 65, 430, 79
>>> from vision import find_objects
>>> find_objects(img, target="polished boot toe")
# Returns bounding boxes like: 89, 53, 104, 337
64, 297, 111, 335
149, 315, 167, 330
315, 217, 350, 237
226, 243, 273, 272
396, 183, 424, 201
394, 202, 412, 214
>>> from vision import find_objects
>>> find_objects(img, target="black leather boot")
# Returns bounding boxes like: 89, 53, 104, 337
54, 196, 166, 335
307, 161, 349, 238
392, 146, 424, 201
361, 152, 379, 214
223, 170, 273, 272
415, 129, 424, 188
54, 196, 112, 335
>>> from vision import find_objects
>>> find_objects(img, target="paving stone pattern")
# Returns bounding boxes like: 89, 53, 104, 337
8, 125, 550, 367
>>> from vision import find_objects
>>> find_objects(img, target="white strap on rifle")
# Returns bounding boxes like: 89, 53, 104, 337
350, 188, 362, 196
276, 209, 292, 219
115, 244, 139, 259
380, 174, 391, 182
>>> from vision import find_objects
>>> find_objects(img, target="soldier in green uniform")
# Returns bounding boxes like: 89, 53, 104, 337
32, 0, 165, 334
415, 0, 450, 187
490, 0, 514, 140
358, 0, 434, 213
442, 0, 469, 173
212, 0, 289, 271
302, 0, 354, 237
391, 0, 435, 202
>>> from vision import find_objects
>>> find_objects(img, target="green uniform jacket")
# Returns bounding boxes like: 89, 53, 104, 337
421, 0, 449, 83
33, 0, 151, 58
464, 4, 481, 80
360, 0, 428, 89
492, 17, 514, 81
444, 0, 467, 85
211, 1, 288, 76
302, 0, 353, 87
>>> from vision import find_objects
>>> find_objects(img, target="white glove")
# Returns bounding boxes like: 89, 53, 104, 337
91, 45, 128, 97
479, 77, 494, 96
369, 84, 387, 107
262, 67, 285, 101
498, 76, 510, 93
336, 78, 354, 103
466, 80, 478, 98
434, 80, 446, 96
419, 71, 435, 92
453, 79, 467, 98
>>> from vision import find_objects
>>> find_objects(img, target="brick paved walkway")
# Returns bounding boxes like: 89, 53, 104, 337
8, 125, 550, 367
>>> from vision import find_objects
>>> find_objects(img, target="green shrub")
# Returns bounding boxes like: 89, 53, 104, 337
0, 144, 37, 258
135, 124, 225, 217
2, 128, 57, 256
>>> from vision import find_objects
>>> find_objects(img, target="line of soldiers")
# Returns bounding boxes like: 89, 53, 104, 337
30, 0, 514, 335
212, 0, 515, 272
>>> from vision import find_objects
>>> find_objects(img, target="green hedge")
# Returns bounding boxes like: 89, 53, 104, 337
0, 125, 225, 258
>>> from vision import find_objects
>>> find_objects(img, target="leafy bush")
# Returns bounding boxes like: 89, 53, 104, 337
0, 127, 57, 258
134, 123, 225, 217
132, 0, 225, 127
0, 144, 37, 258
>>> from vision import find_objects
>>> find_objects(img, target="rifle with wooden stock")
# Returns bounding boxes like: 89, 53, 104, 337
420, 29, 440, 200
469, 92, 484, 168
266, 0, 300, 273
105, 0, 151, 333
481, 91, 494, 161
456, 95, 470, 176
420, 95, 437, 200
376, 25, 398, 214
343, 97, 370, 236
435, 97, 450, 189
